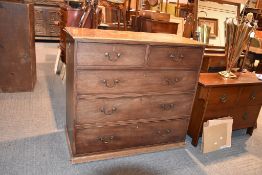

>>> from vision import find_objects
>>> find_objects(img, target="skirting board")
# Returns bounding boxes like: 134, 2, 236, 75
65, 127, 185, 164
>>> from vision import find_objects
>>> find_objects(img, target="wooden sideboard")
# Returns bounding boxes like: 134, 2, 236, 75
188, 72, 262, 146
25, 0, 63, 40
65, 27, 205, 163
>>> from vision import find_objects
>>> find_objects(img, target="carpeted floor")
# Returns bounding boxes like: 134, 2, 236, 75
0, 42, 262, 175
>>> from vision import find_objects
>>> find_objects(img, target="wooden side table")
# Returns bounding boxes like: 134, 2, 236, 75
188, 72, 262, 146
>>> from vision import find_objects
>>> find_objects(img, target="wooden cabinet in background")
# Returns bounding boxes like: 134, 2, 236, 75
65, 28, 204, 163
25, 0, 63, 40
188, 72, 262, 146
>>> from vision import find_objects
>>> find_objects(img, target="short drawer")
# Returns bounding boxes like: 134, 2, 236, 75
75, 118, 188, 155
238, 85, 262, 106
76, 70, 198, 94
206, 87, 240, 106
76, 93, 194, 124
76, 43, 146, 66
231, 106, 261, 129
148, 46, 203, 69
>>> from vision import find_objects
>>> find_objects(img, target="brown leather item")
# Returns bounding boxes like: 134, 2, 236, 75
188, 72, 262, 146
0, 1, 36, 92
65, 28, 204, 163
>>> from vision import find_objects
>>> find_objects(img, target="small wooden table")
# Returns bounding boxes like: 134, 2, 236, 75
188, 72, 262, 146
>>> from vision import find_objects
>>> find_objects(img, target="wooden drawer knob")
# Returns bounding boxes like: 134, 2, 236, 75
98, 136, 114, 144
100, 106, 117, 115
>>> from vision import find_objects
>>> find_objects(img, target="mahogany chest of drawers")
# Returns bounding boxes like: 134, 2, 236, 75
65, 28, 204, 163
188, 72, 262, 146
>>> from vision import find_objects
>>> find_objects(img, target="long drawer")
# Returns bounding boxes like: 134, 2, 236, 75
76, 43, 146, 66
148, 46, 203, 69
75, 118, 189, 155
76, 93, 194, 124
205, 105, 260, 130
76, 70, 198, 94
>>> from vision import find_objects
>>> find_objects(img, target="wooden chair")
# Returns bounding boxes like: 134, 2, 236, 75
100, 0, 127, 30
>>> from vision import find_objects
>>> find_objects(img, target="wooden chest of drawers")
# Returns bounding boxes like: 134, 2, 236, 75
65, 28, 204, 163
188, 72, 262, 146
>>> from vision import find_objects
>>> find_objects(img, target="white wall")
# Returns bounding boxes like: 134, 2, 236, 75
198, 1, 238, 46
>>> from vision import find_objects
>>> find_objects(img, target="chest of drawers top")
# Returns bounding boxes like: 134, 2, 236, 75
65, 27, 205, 46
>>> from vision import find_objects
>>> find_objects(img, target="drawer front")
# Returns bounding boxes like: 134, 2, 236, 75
238, 85, 262, 106
148, 46, 203, 69
207, 87, 240, 107
76, 93, 194, 124
204, 105, 260, 130
75, 119, 188, 155
231, 106, 261, 129
76, 43, 146, 66
76, 70, 198, 94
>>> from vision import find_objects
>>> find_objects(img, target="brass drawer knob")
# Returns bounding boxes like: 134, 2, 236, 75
102, 79, 119, 88
157, 129, 172, 136
165, 78, 180, 86
104, 52, 121, 62
249, 92, 256, 101
169, 53, 183, 62
219, 94, 228, 103
100, 106, 117, 115
160, 103, 175, 111
98, 136, 114, 144
242, 112, 248, 120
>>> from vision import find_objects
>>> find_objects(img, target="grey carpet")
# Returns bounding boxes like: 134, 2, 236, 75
0, 42, 262, 175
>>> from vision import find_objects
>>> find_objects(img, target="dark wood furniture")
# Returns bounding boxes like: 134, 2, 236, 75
0, 1, 36, 92
188, 72, 262, 146
134, 16, 178, 34
25, 0, 64, 40
65, 27, 205, 163
248, 46, 262, 74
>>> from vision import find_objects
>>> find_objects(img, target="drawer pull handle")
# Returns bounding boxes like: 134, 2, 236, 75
242, 112, 248, 121
165, 78, 180, 86
98, 136, 114, 144
100, 106, 117, 115
102, 79, 119, 88
161, 103, 175, 111
169, 53, 183, 62
104, 52, 121, 62
219, 94, 228, 103
157, 129, 172, 136
250, 92, 256, 101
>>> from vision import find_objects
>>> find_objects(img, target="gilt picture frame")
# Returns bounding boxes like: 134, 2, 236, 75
198, 17, 218, 38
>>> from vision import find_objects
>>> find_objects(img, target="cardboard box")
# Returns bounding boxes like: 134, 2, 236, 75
202, 117, 233, 153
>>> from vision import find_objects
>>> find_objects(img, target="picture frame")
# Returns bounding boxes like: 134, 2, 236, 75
198, 17, 218, 38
